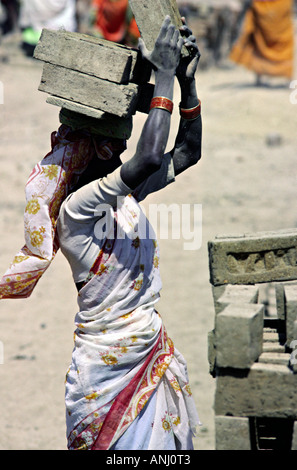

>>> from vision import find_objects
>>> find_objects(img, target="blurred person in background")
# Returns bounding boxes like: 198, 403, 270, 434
91, 0, 140, 46
229, 0, 295, 85
0, 0, 19, 35
19, 0, 77, 55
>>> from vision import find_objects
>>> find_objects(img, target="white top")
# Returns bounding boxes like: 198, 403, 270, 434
57, 155, 175, 283
19, 0, 77, 32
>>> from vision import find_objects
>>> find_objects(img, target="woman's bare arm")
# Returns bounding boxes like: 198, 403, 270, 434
120, 16, 183, 190
169, 20, 202, 176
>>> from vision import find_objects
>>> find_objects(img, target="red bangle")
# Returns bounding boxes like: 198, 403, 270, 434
179, 100, 201, 120
150, 96, 174, 114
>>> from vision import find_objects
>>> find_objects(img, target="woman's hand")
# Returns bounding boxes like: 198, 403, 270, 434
176, 18, 200, 84
138, 15, 184, 76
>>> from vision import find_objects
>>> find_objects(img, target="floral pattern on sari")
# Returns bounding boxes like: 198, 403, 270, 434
0, 125, 95, 299
64, 192, 199, 450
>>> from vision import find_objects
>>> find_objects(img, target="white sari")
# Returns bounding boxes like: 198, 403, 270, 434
59, 165, 200, 450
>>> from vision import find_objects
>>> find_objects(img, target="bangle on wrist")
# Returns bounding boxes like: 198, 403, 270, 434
179, 99, 201, 121
150, 96, 174, 114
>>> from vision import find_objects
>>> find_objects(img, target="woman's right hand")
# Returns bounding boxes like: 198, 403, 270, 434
138, 16, 183, 76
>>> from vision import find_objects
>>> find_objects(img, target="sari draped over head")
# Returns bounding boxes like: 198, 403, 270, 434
0, 118, 131, 300
62, 179, 200, 450
230, 0, 294, 79
0, 126, 94, 299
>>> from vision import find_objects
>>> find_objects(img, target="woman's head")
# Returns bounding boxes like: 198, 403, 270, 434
72, 135, 127, 192
58, 107, 131, 191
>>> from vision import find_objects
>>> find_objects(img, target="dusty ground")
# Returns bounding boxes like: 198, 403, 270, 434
0, 28, 296, 451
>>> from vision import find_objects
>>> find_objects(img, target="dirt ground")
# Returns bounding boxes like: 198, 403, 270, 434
0, 27, 296, 451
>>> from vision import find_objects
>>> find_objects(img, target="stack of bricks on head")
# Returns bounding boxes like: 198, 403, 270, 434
208, 229, 297, 450
33, 0, 188, 121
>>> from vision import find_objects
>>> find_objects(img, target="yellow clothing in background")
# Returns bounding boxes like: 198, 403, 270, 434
230, 0, 294, 79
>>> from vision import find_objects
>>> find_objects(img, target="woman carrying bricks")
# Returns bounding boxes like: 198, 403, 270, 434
0, 16, 202, 449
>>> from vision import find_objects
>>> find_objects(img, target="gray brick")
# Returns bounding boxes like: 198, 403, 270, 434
215, 363, 297, 418
34, 29, 142, 84
262, 342, 286, 353
215, 416, 251, 450
263, 330, 279, 343
258, 352, 290, 366
39, 63, 140, 117
129, 0, 188, 56
208, 329, 216, 375
211, 285, 225, 309
215, 303, 264, 369
208, 229, 297, 286
275, 281, 297, 321
46, 96, 105, 120
46, 82, 154, 117
289, 320, 297, 373
284, 285, 297, 345
291, 421, 297, 450
275, 283, 286, 320
214, 284, 259, 314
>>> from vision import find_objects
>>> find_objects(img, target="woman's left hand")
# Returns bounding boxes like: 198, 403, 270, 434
176, 18, 200, 83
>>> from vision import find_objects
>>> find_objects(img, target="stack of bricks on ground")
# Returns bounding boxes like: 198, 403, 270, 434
33, 0, 187, 120
208, 229, 297, 450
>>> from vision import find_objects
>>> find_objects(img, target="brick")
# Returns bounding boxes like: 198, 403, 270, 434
38, 63, 140, 118
275, 283, 286, 320
263, 330, 279, 343
258, 352, 290, 366
262, 326, 287, 353
215, 363, 297, 418
214, 284, 259, 314
129, 0, 189, 56
291, 421, 297, 450
208, 229, 297, 286
262, 342, 285, 353
289, 320, 297, 373
208, 329, 216, 375
215, 303, 264, 369
46, 82, 154, 117
215, 416, 251, 450
34, 29, 143, 85
261, 283, 277, 317
284, 285, 297, 345
275, 281, 297, 321
46, 96, 105, 120
211, 285, 225, 308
